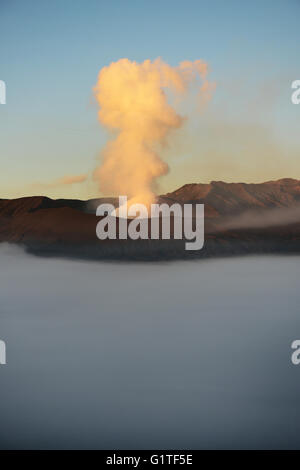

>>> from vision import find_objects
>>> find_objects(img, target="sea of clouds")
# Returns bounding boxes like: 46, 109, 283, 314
0, 244, 300, 449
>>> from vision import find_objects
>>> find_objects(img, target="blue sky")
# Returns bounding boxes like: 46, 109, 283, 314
1, 0, 300, 198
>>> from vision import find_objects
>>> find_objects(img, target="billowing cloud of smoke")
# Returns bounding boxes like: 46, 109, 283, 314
93, 58, 214, 209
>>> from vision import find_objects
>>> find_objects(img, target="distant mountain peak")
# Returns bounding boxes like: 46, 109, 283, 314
165, 178, 300, 216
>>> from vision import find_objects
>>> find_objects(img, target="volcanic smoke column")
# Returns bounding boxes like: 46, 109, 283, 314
93, 58, 214, 210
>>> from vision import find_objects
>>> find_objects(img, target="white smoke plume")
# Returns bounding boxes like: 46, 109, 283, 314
93, 58, 214, 210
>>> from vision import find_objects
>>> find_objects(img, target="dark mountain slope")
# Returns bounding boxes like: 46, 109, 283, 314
1, 179, 300, 260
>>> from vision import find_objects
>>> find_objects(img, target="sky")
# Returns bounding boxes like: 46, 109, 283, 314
0, 0, 300, 199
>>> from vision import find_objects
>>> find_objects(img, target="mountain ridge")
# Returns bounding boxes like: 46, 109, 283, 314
1, 178, 300, 260
165, 178, 300, 216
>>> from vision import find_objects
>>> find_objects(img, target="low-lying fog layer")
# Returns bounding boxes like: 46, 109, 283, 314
0, 244, 300, 449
